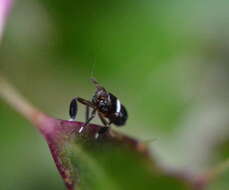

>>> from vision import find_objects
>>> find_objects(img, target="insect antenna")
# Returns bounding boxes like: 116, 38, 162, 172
89, 60, 103, 90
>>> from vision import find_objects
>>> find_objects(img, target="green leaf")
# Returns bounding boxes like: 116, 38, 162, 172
36, 115, 195, 190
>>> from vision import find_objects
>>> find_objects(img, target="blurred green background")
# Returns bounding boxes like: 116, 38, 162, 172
1, 0, 229, 189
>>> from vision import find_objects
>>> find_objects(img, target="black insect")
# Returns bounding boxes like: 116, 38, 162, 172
69, 78, 128, 138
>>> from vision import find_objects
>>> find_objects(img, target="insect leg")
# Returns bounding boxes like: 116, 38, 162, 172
78, 109, 96, 133
69, 97, 95, 121
69, 98, 78, 121
98, 113, 109, 127
85, 105, 90, 122
94, 113, 110, 139
77, 97, 95, 109
84, 109, 96, 126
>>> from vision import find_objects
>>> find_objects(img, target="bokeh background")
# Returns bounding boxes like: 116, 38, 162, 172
1, 0, 229, 189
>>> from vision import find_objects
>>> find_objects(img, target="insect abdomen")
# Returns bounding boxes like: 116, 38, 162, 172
110, 105, 128, 126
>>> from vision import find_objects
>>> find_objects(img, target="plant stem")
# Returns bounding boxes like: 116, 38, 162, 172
0, 76, 43, 125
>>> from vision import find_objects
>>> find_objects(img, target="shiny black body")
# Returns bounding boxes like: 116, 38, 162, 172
69, 78, 128, 135
92, 92, 128, 126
